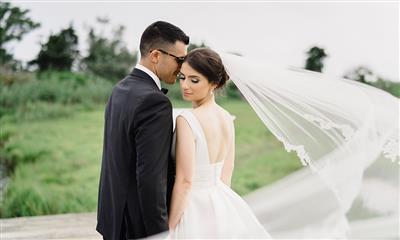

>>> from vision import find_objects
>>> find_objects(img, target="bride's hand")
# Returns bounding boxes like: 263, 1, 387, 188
168, 222, 176, 231
168, 221, 176, 231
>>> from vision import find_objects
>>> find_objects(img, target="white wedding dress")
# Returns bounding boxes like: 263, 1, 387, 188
169, 110, 272, 239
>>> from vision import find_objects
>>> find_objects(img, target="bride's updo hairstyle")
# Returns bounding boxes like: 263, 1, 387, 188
184, 48, 230, 89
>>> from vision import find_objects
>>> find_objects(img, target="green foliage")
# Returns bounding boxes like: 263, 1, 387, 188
372, 80, 400, 97
305, 46, 327, 73
81, 18, 137, 82
0, 65, 32, 85
187, 41, 207, 52
0, 101, 301, 217
224, 81, 242, 99
30, 25, 79, 71
344, 66, 374, 84
217, 101, 302, 195
344, 66, 400, 97
0, 71, 113, 122
1, 112, 102, 217
0, 2, 40, 66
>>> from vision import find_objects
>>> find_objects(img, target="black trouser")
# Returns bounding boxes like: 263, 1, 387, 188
103, 208, 134, 240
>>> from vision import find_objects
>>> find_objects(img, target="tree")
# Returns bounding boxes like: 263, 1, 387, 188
81, 18, 137, 81
0, 2, 40, 66
187, 41, 207, 52
344, 66, 400, 97
305, 46, 328, 72
343, 66, 377, 84
30, 25, 79, 71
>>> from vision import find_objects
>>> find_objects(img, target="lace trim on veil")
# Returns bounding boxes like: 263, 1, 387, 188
383, 136, 400, 163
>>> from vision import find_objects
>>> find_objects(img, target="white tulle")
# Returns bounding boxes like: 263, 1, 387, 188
218, 52, 399, 239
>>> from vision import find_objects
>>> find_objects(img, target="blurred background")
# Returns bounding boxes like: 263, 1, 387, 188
0, 1, 398, 219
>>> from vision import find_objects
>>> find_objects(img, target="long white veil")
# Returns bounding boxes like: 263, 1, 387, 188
218, 52, 399, 239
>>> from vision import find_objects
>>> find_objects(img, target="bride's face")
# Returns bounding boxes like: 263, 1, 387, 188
178, 62, 216, 102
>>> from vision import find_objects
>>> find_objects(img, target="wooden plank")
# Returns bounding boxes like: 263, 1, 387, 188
1, 212, 100, 239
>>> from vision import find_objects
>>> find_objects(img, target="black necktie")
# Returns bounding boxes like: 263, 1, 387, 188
161, 88, 168, 94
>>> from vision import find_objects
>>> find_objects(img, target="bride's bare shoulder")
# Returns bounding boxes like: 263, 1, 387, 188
191, 104, 234, 125
216, 105, 235, 122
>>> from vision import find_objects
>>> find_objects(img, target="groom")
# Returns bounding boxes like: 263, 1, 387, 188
96, 21, 189, 239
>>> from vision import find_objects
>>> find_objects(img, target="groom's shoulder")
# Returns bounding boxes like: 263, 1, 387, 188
122, 76, 170, 105
113, 74, 162, 97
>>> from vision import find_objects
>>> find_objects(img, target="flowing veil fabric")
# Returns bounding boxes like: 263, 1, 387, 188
218, 52, 399, 238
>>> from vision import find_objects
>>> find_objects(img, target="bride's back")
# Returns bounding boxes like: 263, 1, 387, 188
192, 104, 234, 165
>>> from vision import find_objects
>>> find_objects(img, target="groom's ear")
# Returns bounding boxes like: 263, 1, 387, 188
150, 50, 160, 64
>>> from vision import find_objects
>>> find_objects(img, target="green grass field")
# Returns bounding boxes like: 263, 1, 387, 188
0, 100, 301, 218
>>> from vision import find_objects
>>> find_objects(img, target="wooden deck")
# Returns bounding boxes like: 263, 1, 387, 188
1, 212, 101, 239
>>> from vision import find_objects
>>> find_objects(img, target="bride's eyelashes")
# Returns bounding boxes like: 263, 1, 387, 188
190, 78, 199, 83
183, 77, 199, 84
178, 72, 200, 83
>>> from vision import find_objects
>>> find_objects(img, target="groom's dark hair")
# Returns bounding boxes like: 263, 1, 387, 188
140, 21, 189, 57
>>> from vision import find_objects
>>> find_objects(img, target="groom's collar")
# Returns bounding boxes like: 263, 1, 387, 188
134, 64, 161, 90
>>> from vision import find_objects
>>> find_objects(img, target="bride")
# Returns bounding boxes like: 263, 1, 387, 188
167, 48, 398, 239
168, 48, 272, 238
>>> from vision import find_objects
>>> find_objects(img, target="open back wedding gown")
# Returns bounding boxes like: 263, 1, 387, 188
169, 110, 271, 239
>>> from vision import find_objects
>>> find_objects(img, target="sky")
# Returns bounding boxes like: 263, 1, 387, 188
7, 1, 399, 82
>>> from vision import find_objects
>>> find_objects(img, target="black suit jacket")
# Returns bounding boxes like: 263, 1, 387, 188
96, 68, 176, 239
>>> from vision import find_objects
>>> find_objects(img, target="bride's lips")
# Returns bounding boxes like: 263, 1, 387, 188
183, 92, 192, 96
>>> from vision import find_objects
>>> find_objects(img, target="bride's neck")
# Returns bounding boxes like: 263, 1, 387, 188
192, 94, 215, 109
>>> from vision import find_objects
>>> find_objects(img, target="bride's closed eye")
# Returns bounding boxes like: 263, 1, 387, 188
190, 78, 199, 83
178, 72, 200, 83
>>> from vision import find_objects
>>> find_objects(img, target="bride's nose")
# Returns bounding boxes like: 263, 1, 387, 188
180, 79, 189, 90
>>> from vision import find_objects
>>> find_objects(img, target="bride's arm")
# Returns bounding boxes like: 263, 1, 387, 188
221, 120, 235, 187
168, 116, 195, 230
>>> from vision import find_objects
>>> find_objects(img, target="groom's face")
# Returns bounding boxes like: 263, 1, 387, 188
157, 41, 187, 84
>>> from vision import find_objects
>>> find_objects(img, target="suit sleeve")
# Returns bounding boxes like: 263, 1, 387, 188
133, 93, 173, 235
